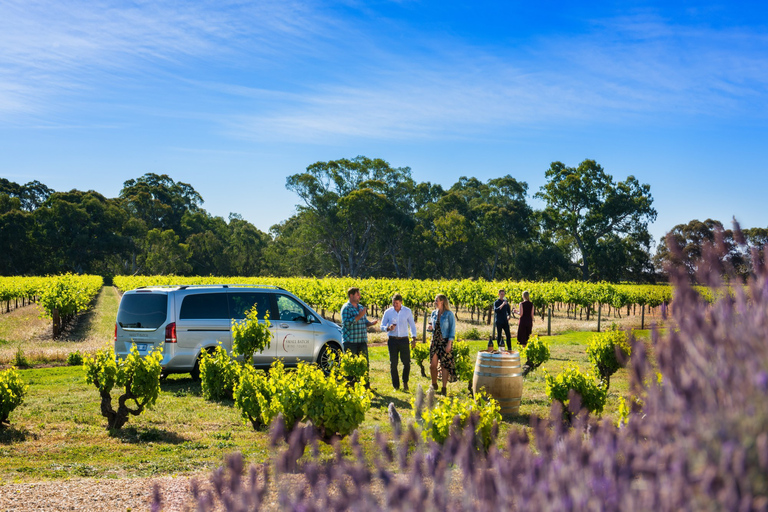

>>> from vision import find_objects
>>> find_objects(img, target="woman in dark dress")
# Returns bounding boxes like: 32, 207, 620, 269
427, 293, 457, 395
516, 290, 534, 347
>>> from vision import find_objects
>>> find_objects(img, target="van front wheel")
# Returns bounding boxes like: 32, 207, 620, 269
317, 342, 342, 375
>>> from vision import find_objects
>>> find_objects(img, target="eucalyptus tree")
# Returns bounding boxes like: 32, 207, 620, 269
32, 190, 129, 274
654, 219, 765, 282
286, 156, 416, 277
536, 159, 656, 281
418, 175, 533, 279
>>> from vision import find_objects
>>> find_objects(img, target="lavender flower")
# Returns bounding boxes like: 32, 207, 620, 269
388, 402, 402, 438
172, 222, 768, 511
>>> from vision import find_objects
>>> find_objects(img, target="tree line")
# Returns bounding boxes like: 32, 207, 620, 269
1, 157, 762, 282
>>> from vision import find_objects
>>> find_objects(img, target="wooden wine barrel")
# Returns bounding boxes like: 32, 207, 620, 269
472, 351, 523, 415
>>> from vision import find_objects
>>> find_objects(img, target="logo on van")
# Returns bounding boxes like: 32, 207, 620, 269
282, 334, 311, 352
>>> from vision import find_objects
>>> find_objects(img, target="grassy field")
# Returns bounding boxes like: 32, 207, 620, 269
0, 286, 655, 483
0, 332, 647, 483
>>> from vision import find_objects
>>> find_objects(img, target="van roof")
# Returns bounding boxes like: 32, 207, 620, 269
133, 284, 286, 291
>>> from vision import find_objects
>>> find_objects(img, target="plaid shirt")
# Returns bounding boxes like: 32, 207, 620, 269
341, 301, 369, 344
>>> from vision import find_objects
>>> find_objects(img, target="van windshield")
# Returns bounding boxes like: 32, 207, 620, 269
118, 293, 168, 329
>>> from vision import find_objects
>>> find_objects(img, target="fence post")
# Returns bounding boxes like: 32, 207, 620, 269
641, 304, 645, 330
547, 307, 552, 336
52, 308, 60, 338
597, 304, 602, 333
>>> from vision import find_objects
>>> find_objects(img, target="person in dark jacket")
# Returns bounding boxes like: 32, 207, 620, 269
489, 289, 512, 351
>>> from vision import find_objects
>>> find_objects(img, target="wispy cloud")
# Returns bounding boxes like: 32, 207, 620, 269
0, 0, 333, 120
226, 12, 768, 143
2, 2, 767, 143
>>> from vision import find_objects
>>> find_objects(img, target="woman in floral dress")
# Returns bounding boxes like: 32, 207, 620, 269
427, 293, 457, 395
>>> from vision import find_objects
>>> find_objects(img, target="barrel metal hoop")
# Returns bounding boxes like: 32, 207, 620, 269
474, 372, 523, 378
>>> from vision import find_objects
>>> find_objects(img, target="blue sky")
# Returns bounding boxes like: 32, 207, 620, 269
1, 0, 767, 247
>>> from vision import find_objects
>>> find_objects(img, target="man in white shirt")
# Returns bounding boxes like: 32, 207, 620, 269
380, 293, 419, 392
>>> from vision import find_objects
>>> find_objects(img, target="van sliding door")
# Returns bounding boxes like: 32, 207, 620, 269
227, 292, 277, 367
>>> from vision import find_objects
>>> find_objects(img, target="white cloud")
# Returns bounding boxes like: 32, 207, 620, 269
1, 3, 767, 142
0, 0, 333, 119
223, 13, 768, 143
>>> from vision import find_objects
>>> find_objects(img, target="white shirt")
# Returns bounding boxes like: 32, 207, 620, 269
380, 305, 418, 338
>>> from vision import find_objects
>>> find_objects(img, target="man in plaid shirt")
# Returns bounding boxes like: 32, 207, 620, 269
341, 287, 378, 388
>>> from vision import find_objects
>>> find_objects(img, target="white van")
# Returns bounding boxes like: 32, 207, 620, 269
114, 284, 343, 378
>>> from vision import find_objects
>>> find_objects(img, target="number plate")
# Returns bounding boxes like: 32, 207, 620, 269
136, 343, 148, 352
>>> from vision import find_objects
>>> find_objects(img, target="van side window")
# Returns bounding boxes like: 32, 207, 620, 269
229, 293, 271, 320
276, 295, 310, 322
179, 293, 229, 320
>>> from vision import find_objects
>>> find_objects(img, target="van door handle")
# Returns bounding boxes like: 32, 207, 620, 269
280, 323, 289, 328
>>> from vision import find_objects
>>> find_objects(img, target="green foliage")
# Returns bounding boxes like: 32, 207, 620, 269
84, 345, 163, 430
140, 229, 192, 275
338, 351, 368, 384
122, 347, 163, 407
308, 366, 371, 441
452, 340, 474, 382
586, 327, 631, 389
200, 345, 241, 401
616, 396, 630, 428
535, 159, 656, 281
0, 367, 28, 425
38, 274, 103, 319
258, 361, 314, 432
231, 306, 272, 365
233, 360, 372, 442
414, 392, 501, 451
114, 275, 674, 323
66, 351, 84, 366
411, 342, 430, 377
233, 365, 269, 430
473, 393, 502, 451
84, 347, 118, 395
14, 345, 29, 368
460, 327, 482, 340
521, 334, 550, 375
545, 363, 607, 419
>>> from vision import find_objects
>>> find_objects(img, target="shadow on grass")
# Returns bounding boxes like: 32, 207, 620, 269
160, 377, 202, 397
0, 425, 38, 444
371, 392, 412, 410
503, 412, 534, 428
58, 291, 104, 343
110, 426, 188, 444
60, 310, 96, 343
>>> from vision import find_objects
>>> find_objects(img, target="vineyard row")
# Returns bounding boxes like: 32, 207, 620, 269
112, 275, 683, 323
0, 275, 103, 336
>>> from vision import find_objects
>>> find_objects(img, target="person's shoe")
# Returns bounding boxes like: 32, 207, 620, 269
440, 386, 447, 396
403, 384, 409, 392
393, 386, 399, 391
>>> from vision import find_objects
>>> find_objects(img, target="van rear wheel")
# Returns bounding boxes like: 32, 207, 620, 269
317, 342, 342, 375
190, 360, 201, 381
191, 348, 217, 381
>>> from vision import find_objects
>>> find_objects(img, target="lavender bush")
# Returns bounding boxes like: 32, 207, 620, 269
163, 223, 768, 511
